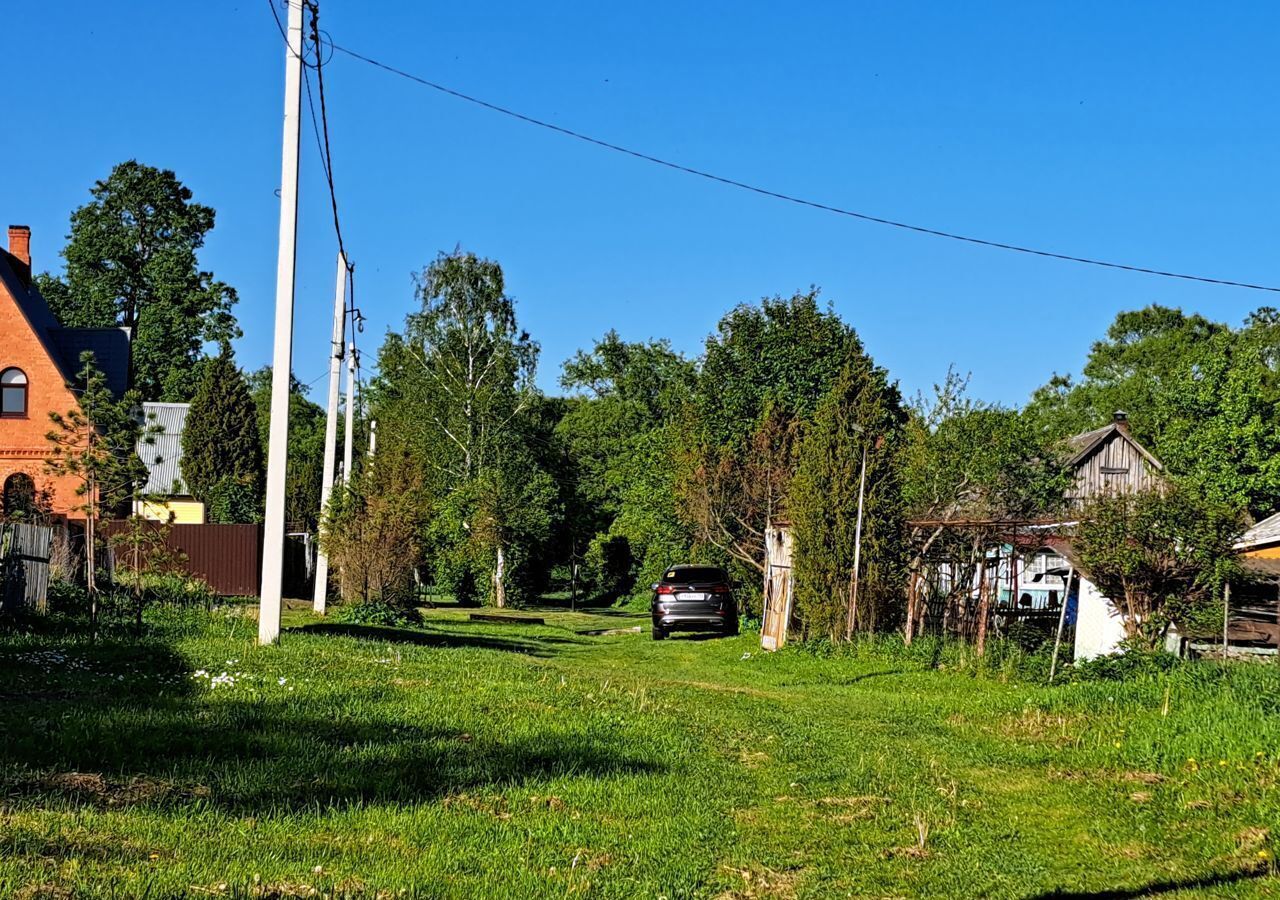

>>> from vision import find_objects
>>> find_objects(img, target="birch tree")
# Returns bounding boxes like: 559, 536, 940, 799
368, 250, 551, 605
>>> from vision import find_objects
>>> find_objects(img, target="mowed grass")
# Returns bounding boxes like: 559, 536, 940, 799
1, 605, 1279, 898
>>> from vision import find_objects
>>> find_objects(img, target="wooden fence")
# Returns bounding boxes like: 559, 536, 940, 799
0, 522, 53, 612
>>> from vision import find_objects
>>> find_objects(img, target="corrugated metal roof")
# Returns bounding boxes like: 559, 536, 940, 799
1238, 512, 1280, 550
137, 402, 192, 496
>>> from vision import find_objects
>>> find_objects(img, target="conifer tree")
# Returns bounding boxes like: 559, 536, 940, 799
181, 348, 264, 522
789, 359, 905, 640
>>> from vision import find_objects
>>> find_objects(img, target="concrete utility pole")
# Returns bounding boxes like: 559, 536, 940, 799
343, 340, 357, 484
312, 251, 347, 614
258, 0, 305, 645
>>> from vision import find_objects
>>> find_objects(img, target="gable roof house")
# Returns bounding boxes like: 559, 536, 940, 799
986, 414, 1170, 662
134, 402, 206, 524
1064, 412, 1164, 505
0, 224, 131, 520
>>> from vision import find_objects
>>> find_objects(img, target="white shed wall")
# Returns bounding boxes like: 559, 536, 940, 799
1073, 577, 1128, 661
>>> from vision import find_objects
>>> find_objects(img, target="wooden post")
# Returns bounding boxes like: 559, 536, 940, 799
975, 557, 991, 657
904, 571, 917, 646
1222, 581, 1231, 658
1049, 567, 1073, 683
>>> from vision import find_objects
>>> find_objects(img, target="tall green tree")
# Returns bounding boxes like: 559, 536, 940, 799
680, 291, 866, 606
1155, 332, 1280, 518
1024, 305, 1227, 447
36, 160, 240, 401
369, 249, 553, 605
789, 358, 905, 640
181, 349, 263, 523
556, 331, 697, 598
247, 367, 327, 532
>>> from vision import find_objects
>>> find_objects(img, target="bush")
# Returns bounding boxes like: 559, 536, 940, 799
46, 579, 88, 615
331, 601, 424, 628
141, 573, 218, 608
1069, 645, 1182, 683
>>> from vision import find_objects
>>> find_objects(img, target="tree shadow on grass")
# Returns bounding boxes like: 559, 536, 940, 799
1026, 867, 1271, 899
0, 629, 663, 816
290, 621, 589, 658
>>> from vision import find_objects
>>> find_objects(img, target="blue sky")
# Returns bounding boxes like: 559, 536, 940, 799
7, 2, 1278, 406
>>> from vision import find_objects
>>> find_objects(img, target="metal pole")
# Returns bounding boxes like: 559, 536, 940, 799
312, 250, 346, 614
1049, 567, 1073, 683
343, 341, 356, 484
258, 0, 305, 645
846, 441, 868, 641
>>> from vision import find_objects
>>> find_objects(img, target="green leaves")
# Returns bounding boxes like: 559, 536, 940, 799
180, 349, 263, 523
39, 160, 240, 402
790, 359, 906, 639
1074, 486, 1244, 649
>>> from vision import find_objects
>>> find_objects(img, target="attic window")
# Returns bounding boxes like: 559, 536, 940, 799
0, 368, 27, 417
1100, 465, 1129, 475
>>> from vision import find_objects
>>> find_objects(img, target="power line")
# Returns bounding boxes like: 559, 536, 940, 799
307, 3, 350, 266
328, 41, 1280, 294
302, 69, 331, 185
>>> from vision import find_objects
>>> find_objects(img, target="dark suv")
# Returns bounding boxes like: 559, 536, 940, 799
651, 565, 739, 640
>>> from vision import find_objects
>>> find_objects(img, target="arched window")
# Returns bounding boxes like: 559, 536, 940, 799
2, 473, 36, 518
0, 368, 28, 418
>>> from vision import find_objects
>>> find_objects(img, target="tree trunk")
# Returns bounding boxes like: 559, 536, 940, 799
493, 543, 507, 608
85, 507, 98, 642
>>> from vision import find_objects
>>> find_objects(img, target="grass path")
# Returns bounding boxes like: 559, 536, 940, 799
1, 605, 1278, 898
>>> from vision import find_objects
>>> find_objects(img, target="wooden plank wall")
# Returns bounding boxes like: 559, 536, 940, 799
0, 522, 52, 612
1070, 432, 1162, 503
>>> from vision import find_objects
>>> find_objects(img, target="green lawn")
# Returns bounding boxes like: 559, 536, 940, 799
1, 605, 1278, 898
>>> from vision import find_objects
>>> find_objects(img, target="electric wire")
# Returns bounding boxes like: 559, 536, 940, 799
327, 40, 1280, 294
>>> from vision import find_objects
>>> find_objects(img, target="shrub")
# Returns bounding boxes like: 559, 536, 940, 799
331, 601, 424, 628
46, 579, 88, 615
142, 573, 218, 608
1069, 645, 1182, 683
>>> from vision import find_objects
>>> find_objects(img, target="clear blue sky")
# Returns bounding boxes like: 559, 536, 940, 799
8, 2, 1279, 406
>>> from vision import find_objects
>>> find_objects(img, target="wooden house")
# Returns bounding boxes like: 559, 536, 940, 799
1064, 412, 1163, 505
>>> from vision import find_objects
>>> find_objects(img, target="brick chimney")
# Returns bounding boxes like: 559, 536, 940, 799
1113, 410, 1129, 433
7, 225, 31, 285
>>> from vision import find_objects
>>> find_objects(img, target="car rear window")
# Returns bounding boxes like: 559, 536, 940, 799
662, 567, 727, 584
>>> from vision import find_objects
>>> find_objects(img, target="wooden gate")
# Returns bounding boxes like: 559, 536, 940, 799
760, 564, 793, 650
760, 520, 795, 650
0, 522, 53, 612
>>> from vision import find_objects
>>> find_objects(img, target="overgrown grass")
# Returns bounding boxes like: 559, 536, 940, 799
1, 604, 1277, 897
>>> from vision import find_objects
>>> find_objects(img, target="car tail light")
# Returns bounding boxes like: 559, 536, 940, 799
655, 584, 677, 595
710, 584, 731, 595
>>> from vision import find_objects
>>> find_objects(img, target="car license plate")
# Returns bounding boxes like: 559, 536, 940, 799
676, 592, 707, 601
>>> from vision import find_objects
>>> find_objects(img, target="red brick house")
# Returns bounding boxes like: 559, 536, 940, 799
0, 225, 130, 519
